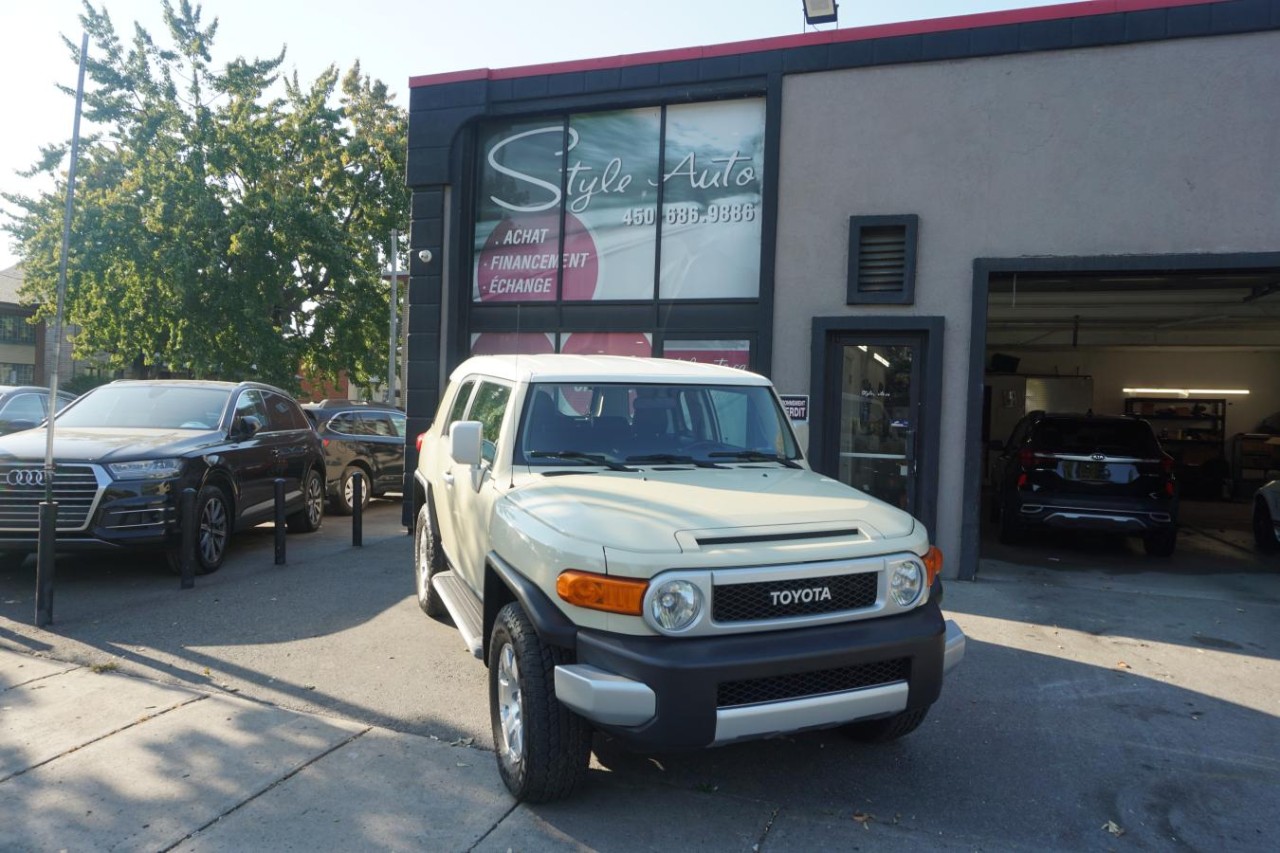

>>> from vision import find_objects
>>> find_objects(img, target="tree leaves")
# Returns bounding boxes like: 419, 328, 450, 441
2, 0, 408, 392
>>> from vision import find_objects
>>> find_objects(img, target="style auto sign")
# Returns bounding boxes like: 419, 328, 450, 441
474, 103, 764, 303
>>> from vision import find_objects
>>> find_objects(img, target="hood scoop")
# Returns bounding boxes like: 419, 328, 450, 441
696, 527, 861, 547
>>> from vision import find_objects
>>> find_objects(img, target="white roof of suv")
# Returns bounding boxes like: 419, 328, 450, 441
450, 354, 769, 386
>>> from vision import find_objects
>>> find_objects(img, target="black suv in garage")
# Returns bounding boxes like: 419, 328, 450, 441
301, 400, 406, 514
991, 411, 1179, 556
0, 379, 325, 573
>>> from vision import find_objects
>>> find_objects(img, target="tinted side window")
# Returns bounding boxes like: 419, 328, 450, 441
264, 392, 308, 431
327, 413, 360, 435
364, 413, 396, 437
446, 380, 476, 427
234, 390, 269, 428
390, 412, 407, 438
468, 382, 512, 464
0, 393, 46, 421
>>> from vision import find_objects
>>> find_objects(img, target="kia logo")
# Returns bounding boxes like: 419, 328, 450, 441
1091, 453, 1105, 461
5, 469, 45, 487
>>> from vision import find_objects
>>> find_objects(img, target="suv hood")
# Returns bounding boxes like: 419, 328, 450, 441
504, 467, 916, 554
0, 427, 224, 464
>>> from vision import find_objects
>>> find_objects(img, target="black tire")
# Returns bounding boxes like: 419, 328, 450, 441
1254, 500, 1279, 554
1143, 528, 1177, 557
489, 602, 591, 803
844, 706, 930, 743
332, 465, 371, 516
997, 496, 1023, 545
179, 484, 231, 574
414, 501, 446, 617
287, 468, 325, 533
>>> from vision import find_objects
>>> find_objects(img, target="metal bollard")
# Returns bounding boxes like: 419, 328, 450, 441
179, 487, 196, 589
352, 471, 363, 547
35, 501, 58, 627
274, 478, 286, 565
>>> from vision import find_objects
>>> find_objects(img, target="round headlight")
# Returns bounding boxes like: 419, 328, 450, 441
889, 560, 924, 607
649, 579, 703, 632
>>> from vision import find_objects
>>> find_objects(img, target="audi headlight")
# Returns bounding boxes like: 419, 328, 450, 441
649, 579, 703, 632
108, 458, 184, 480
888, 558, 924, 607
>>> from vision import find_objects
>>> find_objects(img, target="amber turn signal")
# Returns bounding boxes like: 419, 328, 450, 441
923, 546, 943, 586
556, 570, 647, 615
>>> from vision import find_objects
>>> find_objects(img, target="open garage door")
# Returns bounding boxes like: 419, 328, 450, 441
968, 255, 1280, 578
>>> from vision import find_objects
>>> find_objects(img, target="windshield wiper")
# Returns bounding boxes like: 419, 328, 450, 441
709, 450, 802, 469
626, 453, 728, 469
530, 450, 638, 472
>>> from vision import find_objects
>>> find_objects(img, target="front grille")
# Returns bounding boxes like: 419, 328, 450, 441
717, 658, 909, 708
0, 464, 102, 532
713, 571, 878, 622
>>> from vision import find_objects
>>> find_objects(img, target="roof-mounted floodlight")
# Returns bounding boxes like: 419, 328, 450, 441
803, 0, 838, 25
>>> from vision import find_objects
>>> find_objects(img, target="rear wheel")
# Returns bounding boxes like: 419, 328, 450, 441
844, 706, 930, 743
1254, 500, 1279, 553
332, 465, 371, 516
287, 468, 325, 533
414, 502, 445, 617
1143, 528, 1177, 557
489, 602, 591, 802
997, 495, 1024, 545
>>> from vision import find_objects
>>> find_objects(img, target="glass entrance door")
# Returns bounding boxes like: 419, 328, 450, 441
832, 340, 922, 515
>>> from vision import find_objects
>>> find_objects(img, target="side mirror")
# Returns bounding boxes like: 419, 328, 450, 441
449, 420, 483, 466
237, 415, 264, 439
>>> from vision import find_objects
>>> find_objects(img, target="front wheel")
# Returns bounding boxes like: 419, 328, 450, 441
489, 602, 591, 802
287, 468, 325, 533
843, 706, 930, 743
1254, 500, 1279, 554
414, 502, 445, 617
169, 484, 231, 574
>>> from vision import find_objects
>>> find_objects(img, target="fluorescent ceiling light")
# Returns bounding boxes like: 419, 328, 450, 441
873, 353, 891, 368
857, 345, 868, 352
1122, 387, 1249, 397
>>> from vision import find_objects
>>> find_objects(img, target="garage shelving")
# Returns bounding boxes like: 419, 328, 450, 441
1124, 397, 1227, 498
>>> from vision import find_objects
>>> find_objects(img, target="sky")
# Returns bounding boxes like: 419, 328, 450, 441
0, 0, 1062, 269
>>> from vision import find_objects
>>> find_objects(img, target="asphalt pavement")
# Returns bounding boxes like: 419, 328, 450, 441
1, 500, 1278, 852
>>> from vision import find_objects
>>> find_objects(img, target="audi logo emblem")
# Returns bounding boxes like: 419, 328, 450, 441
5, 469, 46, 487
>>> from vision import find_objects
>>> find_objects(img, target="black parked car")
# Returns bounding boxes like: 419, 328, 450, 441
990, 411, 1179, 556
0, 379, 325, 573
302, 400, 407, 514
0, 385, 78, 435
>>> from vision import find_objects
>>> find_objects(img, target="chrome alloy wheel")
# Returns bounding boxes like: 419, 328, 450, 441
305, 472, 324, 526
495, 641, 524, 769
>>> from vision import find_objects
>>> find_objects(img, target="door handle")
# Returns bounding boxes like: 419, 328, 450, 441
443, 472, 455, 486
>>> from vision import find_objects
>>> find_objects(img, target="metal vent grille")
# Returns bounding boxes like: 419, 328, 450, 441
717, 658, 909, 708
0, 464, 100, 531
713, 572, 878, 622
857, 225, 908, 293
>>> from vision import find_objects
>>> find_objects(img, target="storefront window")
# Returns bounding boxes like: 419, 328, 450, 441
472, 99, 764, 306
661, 339, 751, 369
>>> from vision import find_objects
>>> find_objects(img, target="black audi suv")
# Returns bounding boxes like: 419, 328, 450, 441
0, 379, 325, 573
990, 411, 1179, 556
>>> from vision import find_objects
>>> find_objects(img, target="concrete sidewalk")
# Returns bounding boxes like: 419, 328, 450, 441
2, 514, 1278, 852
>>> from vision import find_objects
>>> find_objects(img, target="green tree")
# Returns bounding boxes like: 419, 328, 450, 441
2, 0, 409, 391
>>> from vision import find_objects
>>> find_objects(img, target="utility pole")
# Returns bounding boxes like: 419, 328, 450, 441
387, 229, 399, 404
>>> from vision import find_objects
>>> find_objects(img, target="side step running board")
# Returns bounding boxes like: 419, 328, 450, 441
431, 571, 485, 660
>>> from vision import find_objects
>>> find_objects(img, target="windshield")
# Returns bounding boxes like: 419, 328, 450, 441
515, 381, 800, 467
56, 385, 232, 430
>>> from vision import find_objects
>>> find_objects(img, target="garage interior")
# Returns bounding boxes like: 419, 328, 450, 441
981, 264, 1280, 562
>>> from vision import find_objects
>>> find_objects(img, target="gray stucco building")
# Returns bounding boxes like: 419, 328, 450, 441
403, 0, 1280, 579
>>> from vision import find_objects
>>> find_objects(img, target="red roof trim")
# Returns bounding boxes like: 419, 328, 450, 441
409, 1, 1224, 88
